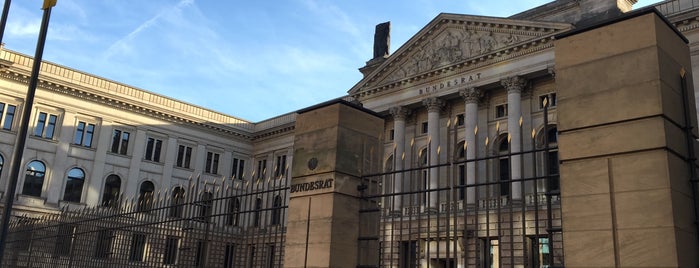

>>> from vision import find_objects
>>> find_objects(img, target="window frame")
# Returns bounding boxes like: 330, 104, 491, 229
33, 111, 59, 139
110, 128, 132, 155
495, 103, 508, 118
62, 167, 86, 203
144, 136, 164, 163
231, 157, 246, 180
176, 144, 194, 169
205, 151, 221, 175
0, 101, 18, 131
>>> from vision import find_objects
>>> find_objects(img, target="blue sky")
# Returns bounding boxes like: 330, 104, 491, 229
3, 0, 661, 122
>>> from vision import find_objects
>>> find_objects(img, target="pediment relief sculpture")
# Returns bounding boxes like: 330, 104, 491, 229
387, 27, 531, 83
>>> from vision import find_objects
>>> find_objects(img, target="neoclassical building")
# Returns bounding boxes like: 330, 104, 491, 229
0, 0, 698, 267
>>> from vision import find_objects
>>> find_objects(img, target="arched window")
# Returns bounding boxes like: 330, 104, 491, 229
498, 135, 510, 197
22, 160, 45, 197
254, 197, 262, 227
199, 191, 214, 222
456, 141, 466, 160
137, 181, 155, 212
385, 155, 394, 172
63, 168, 85, 203
271, 195, 283, 225
102, 175, 121, 207
227, 198, 241, 226
169, 187, 185, 218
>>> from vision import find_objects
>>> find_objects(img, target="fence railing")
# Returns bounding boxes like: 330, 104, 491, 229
357, 104, 563, 268
1, 177, 288, 268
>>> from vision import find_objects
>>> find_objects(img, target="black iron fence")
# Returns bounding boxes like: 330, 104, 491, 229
358, 107, 563, 267
1, 177, 288, 268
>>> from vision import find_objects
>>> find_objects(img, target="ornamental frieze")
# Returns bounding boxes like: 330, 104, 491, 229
386, 27, 528, 83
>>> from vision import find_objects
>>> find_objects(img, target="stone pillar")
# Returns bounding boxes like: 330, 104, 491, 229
460, 88, 481, 205
555, 10, 698, 267
389, 106, 410, 212
502, 76, 526, 201
284, 100, 383, 268
423, 97, 444, 210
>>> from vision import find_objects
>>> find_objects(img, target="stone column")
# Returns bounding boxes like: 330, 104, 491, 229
389, 106, 410, 212
502, 76, 526, 201
422, 97, 444, 210
460, 88, 481, 205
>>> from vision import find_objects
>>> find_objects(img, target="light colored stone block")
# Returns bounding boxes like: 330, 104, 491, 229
562, 230, 616, 267
610, 150, 670, 192
614, 189, 674, 229
561, 194, 612, 231
560, 158, 609, 197
617, 227, 678, 267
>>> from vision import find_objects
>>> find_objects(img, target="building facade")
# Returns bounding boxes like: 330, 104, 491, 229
0, 0, 698, 267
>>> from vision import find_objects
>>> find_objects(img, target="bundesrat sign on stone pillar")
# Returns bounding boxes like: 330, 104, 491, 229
284, 100, 383, 268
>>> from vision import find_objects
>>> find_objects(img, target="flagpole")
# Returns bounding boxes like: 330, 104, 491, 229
0, 1, 56, 264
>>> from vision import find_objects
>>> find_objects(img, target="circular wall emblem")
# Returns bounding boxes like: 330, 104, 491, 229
307, 157, 318, 170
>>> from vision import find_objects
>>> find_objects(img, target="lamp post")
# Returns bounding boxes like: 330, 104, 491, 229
0, 1, 56, 264
0, 0, 11, 45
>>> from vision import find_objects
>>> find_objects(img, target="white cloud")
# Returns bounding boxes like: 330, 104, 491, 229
103, 0, 195, 59
7, 19, 40, 37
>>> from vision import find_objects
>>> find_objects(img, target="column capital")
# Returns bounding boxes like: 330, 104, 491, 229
389, 106, 411, 120
459, 87, 482, 104
501, 76, 527, 94
422, 97, 444, 113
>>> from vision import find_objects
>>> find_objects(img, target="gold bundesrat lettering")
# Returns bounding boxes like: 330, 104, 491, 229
290, 179, 334, 193
418, 73, 481, 95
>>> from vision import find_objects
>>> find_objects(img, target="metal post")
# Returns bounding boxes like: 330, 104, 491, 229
0, 2, 55, 265
0, 0, 11, 45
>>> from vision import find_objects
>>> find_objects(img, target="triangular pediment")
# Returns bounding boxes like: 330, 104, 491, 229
349, 13, 572, 98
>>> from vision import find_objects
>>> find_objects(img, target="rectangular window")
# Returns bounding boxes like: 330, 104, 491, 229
232, 158, 245, 179
111, 129, 130, 155
195, 240, 206, 267
205, 152, 220, 174
421, 122, 428, 134
247, 245, 255, 268
74, 121, 96, 147
94, 229, 113, 259
274, 155, 287, 178
499, 157, 510, 196
267, 245, 275, 268
481, 238, 499, 268
389, 129, 395, 141
457, 114, 465, 126
400, 241, 417, 268
496, 104, 508, 118
1, 103, 16, 130
128, 233, 147, 262
539, 93, 557, 109
528, 237, 551, 268
458, 164, 465, 200
34, 112, 58, 139
176, 145, 193, 168
257, 159, 267, 179
163, 236, 179, 265
224, 244, 236, 268
144, 137, 163, 162
53, 224, 75, 256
